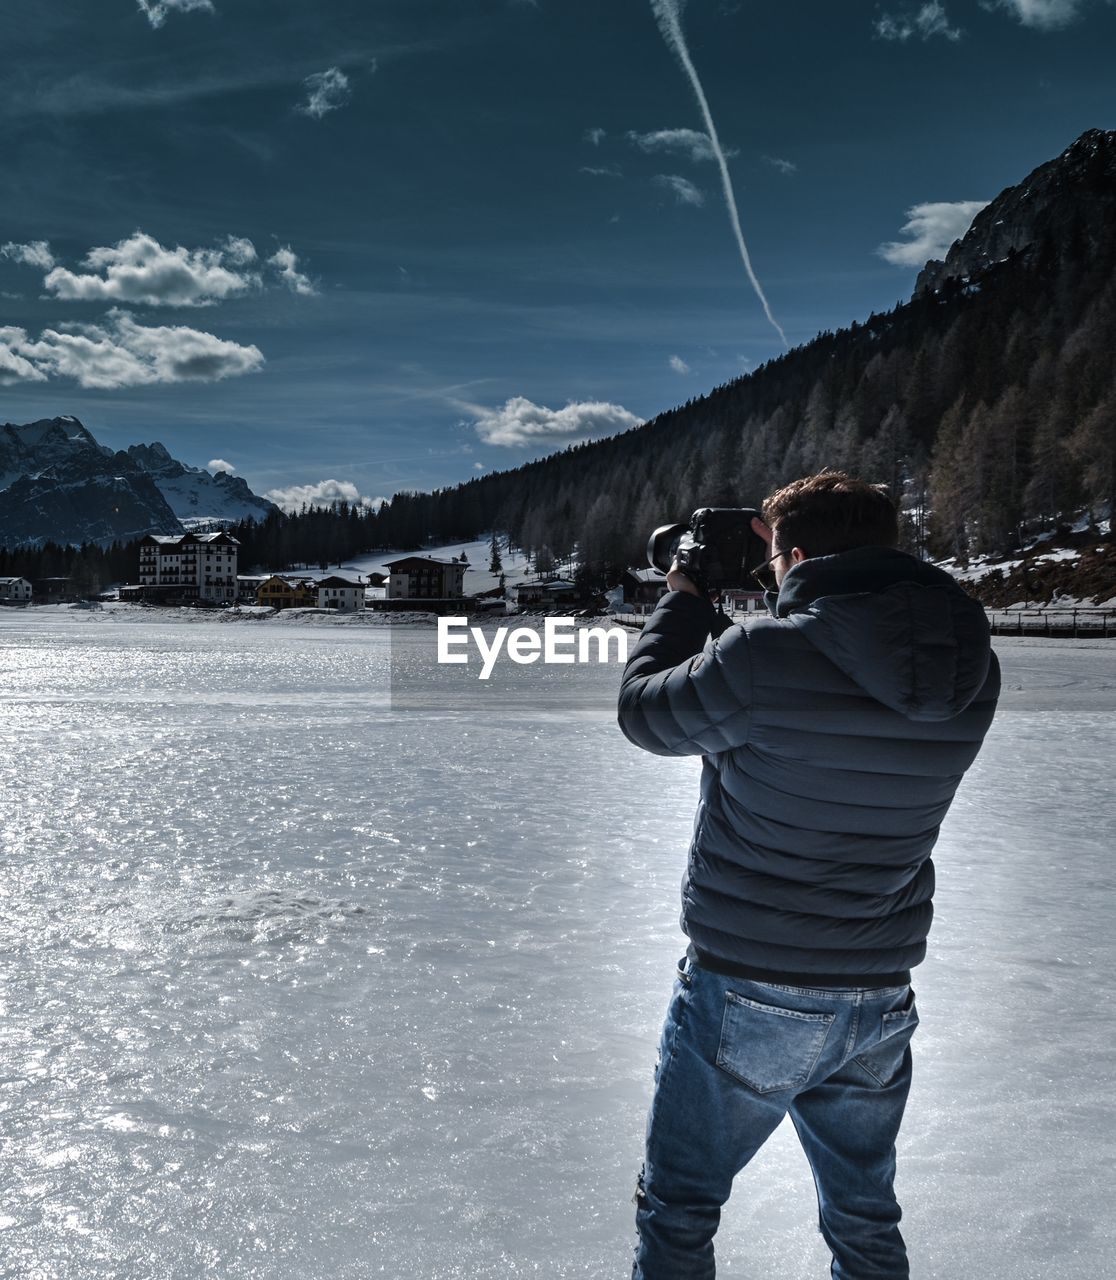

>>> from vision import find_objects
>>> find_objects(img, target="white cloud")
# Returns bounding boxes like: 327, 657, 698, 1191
876, 2, 963, 40
43, 232, 259, 307
579, 165, 623, 178
263, 479, 381, 512
137, 0, 215, 29
466, 396, 642, 447
298, 68, 351, 119
875, 13, 912, 38
877, 200, 990, 266
1, 240, 56, 269
27, 233, 316, 306
669, 354, 690, 374
223, 236, 257, 266
628, 128, 717, 162
0, 309, 264, 389
584, 127, 606, 146
0, 327, 49, 385
763, 155, 797, 176
992, 0, 1082, 26
267, 246, 317, 296
653, 174, 705, 206
208, 458, 236, 473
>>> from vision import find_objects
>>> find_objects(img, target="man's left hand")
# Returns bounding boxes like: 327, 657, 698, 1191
667, 562, 705, 598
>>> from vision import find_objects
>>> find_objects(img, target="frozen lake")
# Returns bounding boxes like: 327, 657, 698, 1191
1, 612, 1113, 1279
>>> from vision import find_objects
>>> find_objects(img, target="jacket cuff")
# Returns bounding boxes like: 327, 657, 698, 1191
635, 589, 718, 660
651, 588, 717, 627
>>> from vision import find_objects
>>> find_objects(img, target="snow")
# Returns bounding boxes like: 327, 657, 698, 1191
154, 471, 273, 523
29, 601, 450, 627
940, 545, 1093, 584
936, 508, 1113, 603
0, 617, 1113, 1278
330, 534, 567, 597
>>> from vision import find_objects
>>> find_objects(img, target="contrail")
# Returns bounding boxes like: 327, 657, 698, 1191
650, 0, 788, 348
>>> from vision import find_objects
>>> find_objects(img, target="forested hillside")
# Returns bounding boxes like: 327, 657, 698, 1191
359, 128, 1116, 585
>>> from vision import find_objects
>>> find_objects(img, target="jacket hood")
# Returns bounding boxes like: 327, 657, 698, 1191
777, 546, 992, 721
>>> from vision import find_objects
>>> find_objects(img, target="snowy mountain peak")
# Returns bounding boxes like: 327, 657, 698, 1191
1, 416, 277, 547
125, 440, 277, 523
4, 415, 105, 453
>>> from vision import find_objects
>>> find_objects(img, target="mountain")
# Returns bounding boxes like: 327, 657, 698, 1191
0, 416, 111, 491
318, 128, 1115, 597
123, 441, 278, 527
7, 129, 1115, 606
916, 128, 1116, 295
0, 417, 277, 547
0, 464, 183, 548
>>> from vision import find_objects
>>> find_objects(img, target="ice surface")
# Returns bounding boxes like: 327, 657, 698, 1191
1, 615, 1113, 1278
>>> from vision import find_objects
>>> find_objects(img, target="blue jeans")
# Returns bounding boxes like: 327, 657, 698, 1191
633, 953, 919, 1279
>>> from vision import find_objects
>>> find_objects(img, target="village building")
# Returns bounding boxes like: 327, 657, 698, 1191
136, 531, 240, 603
236, 574, 270, 602
0, 576, 32, 604
317, 575, 365, 612
32, 577, 71, 602
384, 555, 467, 600
614, 568, 762, 615
722, 588, 767, 614
514, 578, 583, 608
256, 575, 318, 610
619, 567, 669, 607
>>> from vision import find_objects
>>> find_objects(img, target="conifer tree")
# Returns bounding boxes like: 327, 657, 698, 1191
1068, 391, 1116, 523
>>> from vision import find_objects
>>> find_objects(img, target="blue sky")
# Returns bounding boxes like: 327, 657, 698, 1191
2, 0, 1114, 509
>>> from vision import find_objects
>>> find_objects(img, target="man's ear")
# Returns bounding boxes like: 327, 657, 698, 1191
791, 547, 808, 564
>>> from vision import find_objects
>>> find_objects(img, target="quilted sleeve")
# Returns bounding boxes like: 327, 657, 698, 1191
617, 590, 753, 757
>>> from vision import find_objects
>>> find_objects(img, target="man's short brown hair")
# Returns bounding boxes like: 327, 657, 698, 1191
762, 471, 899, 558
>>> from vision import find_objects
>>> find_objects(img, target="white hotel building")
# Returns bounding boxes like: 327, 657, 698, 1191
137, 531, 240, 603
0, 576, 33, 603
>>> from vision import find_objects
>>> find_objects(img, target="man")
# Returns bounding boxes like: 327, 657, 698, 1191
617, 471, 1000, 1279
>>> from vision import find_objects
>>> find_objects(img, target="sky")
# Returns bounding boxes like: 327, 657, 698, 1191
1, 0, 1115, 510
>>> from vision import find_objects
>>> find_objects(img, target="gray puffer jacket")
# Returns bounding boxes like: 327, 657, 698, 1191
617, 546, 1000, 984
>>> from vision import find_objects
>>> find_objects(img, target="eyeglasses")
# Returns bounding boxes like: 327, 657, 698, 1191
750, 548, 795, 593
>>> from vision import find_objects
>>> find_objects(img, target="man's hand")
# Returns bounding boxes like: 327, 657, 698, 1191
667, 561, 703, 597
751, 515, 773, 549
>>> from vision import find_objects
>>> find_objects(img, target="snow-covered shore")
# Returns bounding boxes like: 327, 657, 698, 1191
3, 601, 625, 631
10, 601, 459, 627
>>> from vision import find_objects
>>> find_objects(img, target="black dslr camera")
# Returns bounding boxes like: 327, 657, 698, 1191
647, 508, 767, 595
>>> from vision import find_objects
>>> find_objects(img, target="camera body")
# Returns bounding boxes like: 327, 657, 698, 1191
647, 507, 767, 593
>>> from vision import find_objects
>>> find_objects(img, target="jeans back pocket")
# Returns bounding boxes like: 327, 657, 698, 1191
716, 991, 836, 1094
853, 989, 920, 1088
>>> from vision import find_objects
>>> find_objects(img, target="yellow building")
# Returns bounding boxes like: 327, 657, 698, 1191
256, 575, 318, 610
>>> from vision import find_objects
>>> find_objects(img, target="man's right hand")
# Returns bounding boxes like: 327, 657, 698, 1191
752, 515, 773, 549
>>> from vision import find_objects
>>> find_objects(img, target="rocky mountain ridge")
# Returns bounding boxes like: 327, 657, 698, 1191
122, 440, 277, 528
916, 128, 1116, 294
0, 416, 277, 546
